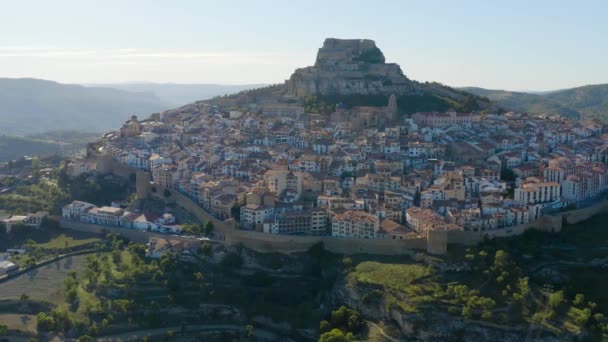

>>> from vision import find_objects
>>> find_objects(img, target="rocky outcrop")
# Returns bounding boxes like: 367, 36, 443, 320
331, 279, 564, 341
286, 38, 417, 97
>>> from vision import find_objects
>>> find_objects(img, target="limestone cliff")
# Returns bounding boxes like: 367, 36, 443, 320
286, 38, 417, 97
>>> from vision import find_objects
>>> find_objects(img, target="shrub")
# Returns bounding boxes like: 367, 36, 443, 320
549, 291, 565, 309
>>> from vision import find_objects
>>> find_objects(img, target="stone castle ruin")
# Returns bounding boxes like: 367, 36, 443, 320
286, 38, 417, 97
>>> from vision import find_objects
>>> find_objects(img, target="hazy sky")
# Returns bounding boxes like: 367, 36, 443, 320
1, 0, 606, 91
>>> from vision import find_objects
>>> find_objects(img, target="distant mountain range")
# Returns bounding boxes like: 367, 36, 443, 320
462, 84, 608, 121
0, 78, 265, 161
0, 78, 268, 136
86, 82, 268, 107
0, 78, 169, 136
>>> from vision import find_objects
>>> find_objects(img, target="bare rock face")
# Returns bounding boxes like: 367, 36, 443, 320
286, 38, 417, 97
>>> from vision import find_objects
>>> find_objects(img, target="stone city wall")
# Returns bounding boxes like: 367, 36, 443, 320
228, 229, 426, 255
60, 219, 426, 256
562, 200, 608, 224
447, 215, 563, 246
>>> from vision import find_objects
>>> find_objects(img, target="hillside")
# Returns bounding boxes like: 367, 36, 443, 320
545, 84, 608, 120
0, 78, 171, 135
0, 131, 99, 162
463, 84, 608, 121
87, 82, 267, 107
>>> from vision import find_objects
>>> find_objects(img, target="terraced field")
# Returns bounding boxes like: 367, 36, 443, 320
0, 254, 90, 304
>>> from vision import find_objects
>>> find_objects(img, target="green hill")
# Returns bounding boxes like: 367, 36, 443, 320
463, 84, 608, 121
0, 131, 99, 162
544, 84, 608, 121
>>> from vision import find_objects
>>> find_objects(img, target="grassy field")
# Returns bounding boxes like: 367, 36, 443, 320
35, 234, 100, 249
0, 254, 89, 304
0, 313, 37, 333
0, 227, 102, 251
349, 261, 427, 291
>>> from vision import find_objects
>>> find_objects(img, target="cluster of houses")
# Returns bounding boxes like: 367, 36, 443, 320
73, 97, 608, 241
62, 200, 183, 234
1, 211, 48, 233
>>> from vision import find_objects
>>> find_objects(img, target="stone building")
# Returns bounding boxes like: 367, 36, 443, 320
120, 115, 142, 138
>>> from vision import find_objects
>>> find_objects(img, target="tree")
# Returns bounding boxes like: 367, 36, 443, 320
231, 205, 241, 222
319, 328, 350, 342
319, 320, 331, 333
31, 157, 41, 178
462, 306, 472, 319
127, 243, 146, 258
245, 324, 254, 338
111, 249, 122, 264
328, 306, 364, 334
573, 293, 585, 308
204, 221, 214, 236
493, 250, 510, 270
500, 168, 516, 182
575, 308, 592, 328
25, 257, 36, 268
160, 251, 178, 271
549, 290, 565, 309
77, 335, 93, 342
199, 242, 212, 256
37, 312, 56, 332
0, 324, 8, 335
182, 224, 201, 235
513, 277, 530, 302
20, 293, 30, 302
342, 257, 353, 272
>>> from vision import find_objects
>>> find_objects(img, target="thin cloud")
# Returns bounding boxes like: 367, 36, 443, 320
0, 47, 292, 61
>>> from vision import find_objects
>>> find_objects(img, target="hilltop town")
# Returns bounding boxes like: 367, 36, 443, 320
62, 39, 608, 252
2, 38, 608, 342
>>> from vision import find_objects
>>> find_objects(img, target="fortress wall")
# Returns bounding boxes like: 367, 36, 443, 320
427, 230, 448, 255
446, 215, 563, 246
562, 200, 608, 224
61, 219, 425, 256
149, 187, 232, 231
227, 230, 425, 255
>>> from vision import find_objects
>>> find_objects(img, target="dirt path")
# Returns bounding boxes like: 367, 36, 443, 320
366, 320, 401, 342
